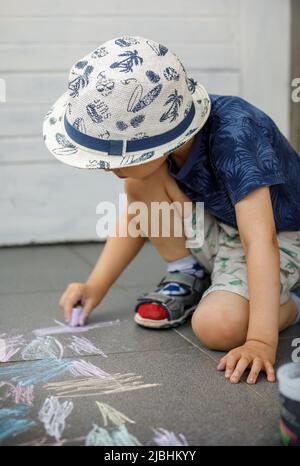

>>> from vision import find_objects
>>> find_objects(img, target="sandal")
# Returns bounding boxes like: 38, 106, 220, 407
134, 271, 211, 329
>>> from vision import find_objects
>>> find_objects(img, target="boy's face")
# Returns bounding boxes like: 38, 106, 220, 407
105, 155, 167, 179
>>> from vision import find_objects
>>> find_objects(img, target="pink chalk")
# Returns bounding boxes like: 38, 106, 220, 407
69, 306, 83, 327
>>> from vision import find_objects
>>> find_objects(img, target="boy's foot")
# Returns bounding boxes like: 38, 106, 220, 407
134, 271, 211, 329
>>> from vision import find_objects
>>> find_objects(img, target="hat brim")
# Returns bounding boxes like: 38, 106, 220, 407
43, 82, 211, 170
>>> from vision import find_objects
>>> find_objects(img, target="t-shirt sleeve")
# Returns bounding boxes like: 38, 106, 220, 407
210, 117, 287, 205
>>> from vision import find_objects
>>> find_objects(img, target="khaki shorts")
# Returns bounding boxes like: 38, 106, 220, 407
184, 209, 300, 305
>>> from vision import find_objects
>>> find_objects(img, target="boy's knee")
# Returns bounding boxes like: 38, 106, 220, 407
191, 304, 244, 351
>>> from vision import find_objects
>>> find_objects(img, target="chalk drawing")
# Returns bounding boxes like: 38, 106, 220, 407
0, 358, 72, 386
85, 424, 142, 446
0, 381, 34, 405
70, 359, 111, 378
96, 401, 135, 427
0, 334, 24, 362
38, 396, 73, 441
68, 336, 107, 358
0, 405, 36, 442
33, 319, 120, 337
21, 336, 63, 360
152, 427, 189, 446
44, 376, 159, 398
17, 435, 86, 446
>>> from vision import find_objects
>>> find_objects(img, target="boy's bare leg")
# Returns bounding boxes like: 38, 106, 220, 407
191, 290, 298, 351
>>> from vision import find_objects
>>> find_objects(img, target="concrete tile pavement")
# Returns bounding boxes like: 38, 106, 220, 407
0, 242, 297, 445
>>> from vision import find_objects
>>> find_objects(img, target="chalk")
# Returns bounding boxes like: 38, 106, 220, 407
69, 306, 83, 327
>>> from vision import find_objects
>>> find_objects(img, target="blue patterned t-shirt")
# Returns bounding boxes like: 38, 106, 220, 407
167, 94, 300, 232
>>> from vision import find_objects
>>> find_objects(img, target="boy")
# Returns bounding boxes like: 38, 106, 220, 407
43, 36, 300, 385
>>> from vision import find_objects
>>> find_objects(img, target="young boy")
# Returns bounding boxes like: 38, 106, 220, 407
43, 36, 300, 386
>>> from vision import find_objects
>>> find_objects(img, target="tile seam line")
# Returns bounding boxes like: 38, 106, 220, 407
173, 329, 280, 405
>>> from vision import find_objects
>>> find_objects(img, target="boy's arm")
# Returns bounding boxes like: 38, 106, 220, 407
59, 205, 147, 323
218, 186, 280, 384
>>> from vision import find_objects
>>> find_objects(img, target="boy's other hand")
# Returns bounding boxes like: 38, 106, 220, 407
217, 340, 276, 384
59, 282, 102, 325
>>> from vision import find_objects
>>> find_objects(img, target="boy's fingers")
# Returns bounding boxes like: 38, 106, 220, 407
247, 359, 262, 384
230, 357, 250, 383
265, 362, 276, 383
225, 354, 239, 378
217, 357, 227, 371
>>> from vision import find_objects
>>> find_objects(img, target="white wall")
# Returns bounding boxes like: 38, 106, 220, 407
0, 0, 291, 245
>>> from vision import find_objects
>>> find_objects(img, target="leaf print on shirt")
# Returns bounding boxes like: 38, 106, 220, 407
127, 84, 163, 113
53, 133, 77, 156
110, 50, 143, 73
160, 90, 183, 123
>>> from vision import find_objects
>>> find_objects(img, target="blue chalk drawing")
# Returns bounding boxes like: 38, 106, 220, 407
163, 67, 179, 81
110, 50, 143, 74
127, 84, 162, 113
145, 70, 160, 83
85, 424, 142, 446
0, 405, 36, 442
0, 358, 72, 386
160, 89, 183, 123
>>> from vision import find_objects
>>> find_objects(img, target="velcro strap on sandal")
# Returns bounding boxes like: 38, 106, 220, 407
158, 272, 204, 293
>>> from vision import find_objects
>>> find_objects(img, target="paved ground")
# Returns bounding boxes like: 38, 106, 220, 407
0, 242, 299, 446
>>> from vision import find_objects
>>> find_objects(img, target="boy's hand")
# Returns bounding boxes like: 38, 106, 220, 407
59, 282, 103, 325
217, 340, 277, 384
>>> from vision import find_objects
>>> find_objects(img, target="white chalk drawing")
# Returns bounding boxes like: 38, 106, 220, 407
70, 359, 111, 378
85, 424, 142, 446
0, 381, 34, 406
44, 358, 160, 398
17, 435, 86, 446
38, 396, 73, 441
0, 334, 24, 362
22, 336, 63, 360
33, 319, 120, 337
96, 401, 135, 427
68, 336, 107, 358
152, 427, 189, 446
